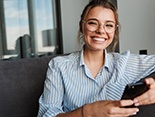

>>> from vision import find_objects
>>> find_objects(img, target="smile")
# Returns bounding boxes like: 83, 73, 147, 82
92, 37, 106, 42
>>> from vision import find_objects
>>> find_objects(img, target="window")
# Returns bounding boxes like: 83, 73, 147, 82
0, 0, 62, 60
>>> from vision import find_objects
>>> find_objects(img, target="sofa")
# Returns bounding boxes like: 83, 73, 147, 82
0, 56, 154, 117
0, 56, 52, 117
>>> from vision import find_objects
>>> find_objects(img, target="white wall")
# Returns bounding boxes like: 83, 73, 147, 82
60, 0, 89, 53
118, 0, 155, 54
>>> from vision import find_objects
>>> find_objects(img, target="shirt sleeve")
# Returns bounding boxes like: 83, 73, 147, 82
125, 54, 155, 82
37, 59, 65, 117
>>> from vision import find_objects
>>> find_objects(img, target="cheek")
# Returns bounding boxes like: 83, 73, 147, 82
83, 28, 91, 40
108, 33, 115, 41
83, 26, 89, 35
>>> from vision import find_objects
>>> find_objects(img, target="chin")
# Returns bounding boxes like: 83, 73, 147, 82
91, 47, 105, 51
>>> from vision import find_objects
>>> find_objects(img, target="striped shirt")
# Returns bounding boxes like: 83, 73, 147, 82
37, 50, 155, 117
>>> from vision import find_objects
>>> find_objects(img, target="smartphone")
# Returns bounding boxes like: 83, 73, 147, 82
122, 81, 149, 100
121, 81, 149, 107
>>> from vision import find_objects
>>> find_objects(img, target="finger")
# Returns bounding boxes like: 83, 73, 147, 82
134, 89, 155, 106
135, 91, 155, 105
133, 78, 155, 106
119, 100, 134, 107
145, 78, 155, 88
109, 107, 139, 117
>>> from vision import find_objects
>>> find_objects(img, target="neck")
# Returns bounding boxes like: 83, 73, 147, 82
83, 47, 105, 78
83, 47, 105, 65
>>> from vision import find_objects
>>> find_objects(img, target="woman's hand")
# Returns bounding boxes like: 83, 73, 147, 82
84, 100, 139, 117
133, 77, 155, 106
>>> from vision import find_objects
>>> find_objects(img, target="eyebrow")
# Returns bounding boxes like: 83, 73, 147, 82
87, 18, 115, 23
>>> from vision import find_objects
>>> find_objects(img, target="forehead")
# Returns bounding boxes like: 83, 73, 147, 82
85, 6, 115, 22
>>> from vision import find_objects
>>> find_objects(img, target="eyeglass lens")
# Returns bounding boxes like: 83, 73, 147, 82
85, 19, 117, 33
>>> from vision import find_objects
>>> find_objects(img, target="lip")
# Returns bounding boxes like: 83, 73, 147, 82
91, 36, 107, 42
93, 38, 106, 42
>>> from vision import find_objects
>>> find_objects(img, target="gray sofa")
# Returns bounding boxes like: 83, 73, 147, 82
0, 56, 52, 117
0, 56, 154, 117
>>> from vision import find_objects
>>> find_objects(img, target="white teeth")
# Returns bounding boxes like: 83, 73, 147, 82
93, 38, 105, 42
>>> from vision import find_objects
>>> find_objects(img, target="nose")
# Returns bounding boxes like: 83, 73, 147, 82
96, 25, 106, 34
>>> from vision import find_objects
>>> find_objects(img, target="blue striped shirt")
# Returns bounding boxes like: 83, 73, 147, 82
37, 50, 155, 117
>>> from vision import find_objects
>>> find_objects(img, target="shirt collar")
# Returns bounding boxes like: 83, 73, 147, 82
104, 50, 113, 73
79, 49, 85, 66
79, 48, 112, 72
104, 50, 109, 68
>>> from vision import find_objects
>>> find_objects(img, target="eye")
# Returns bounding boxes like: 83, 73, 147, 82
105, 22, 115, 28
87, 20, 98, 26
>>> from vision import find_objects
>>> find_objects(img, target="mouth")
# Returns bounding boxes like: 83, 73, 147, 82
92, 37, 107, 42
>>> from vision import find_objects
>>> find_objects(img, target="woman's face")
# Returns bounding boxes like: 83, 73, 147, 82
82, 6, 116, 51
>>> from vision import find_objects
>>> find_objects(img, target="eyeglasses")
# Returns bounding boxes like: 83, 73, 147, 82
83, 19, 118, 34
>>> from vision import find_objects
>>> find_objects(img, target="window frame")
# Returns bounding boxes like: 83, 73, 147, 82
0, 0, 63, 59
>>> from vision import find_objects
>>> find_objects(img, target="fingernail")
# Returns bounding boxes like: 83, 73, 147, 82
132, 109, 139, 115
133, 99, 138, 103
135, 103, 140, 106
132, 112, 137, 115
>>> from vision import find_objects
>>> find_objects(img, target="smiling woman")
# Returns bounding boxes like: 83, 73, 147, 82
37, 0, 155, 117
0, 0, 63, 60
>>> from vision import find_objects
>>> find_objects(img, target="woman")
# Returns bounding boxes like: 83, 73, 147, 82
38, 0, 155, 117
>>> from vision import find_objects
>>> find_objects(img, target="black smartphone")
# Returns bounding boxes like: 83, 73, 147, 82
121, 81, 149, 108
121, 81, 149, 107
122, 81, 149, 100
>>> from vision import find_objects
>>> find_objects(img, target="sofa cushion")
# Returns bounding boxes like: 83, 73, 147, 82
0, 56, 52, 117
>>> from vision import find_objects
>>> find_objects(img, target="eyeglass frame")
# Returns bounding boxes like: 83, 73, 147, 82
82, 18, 119, 34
